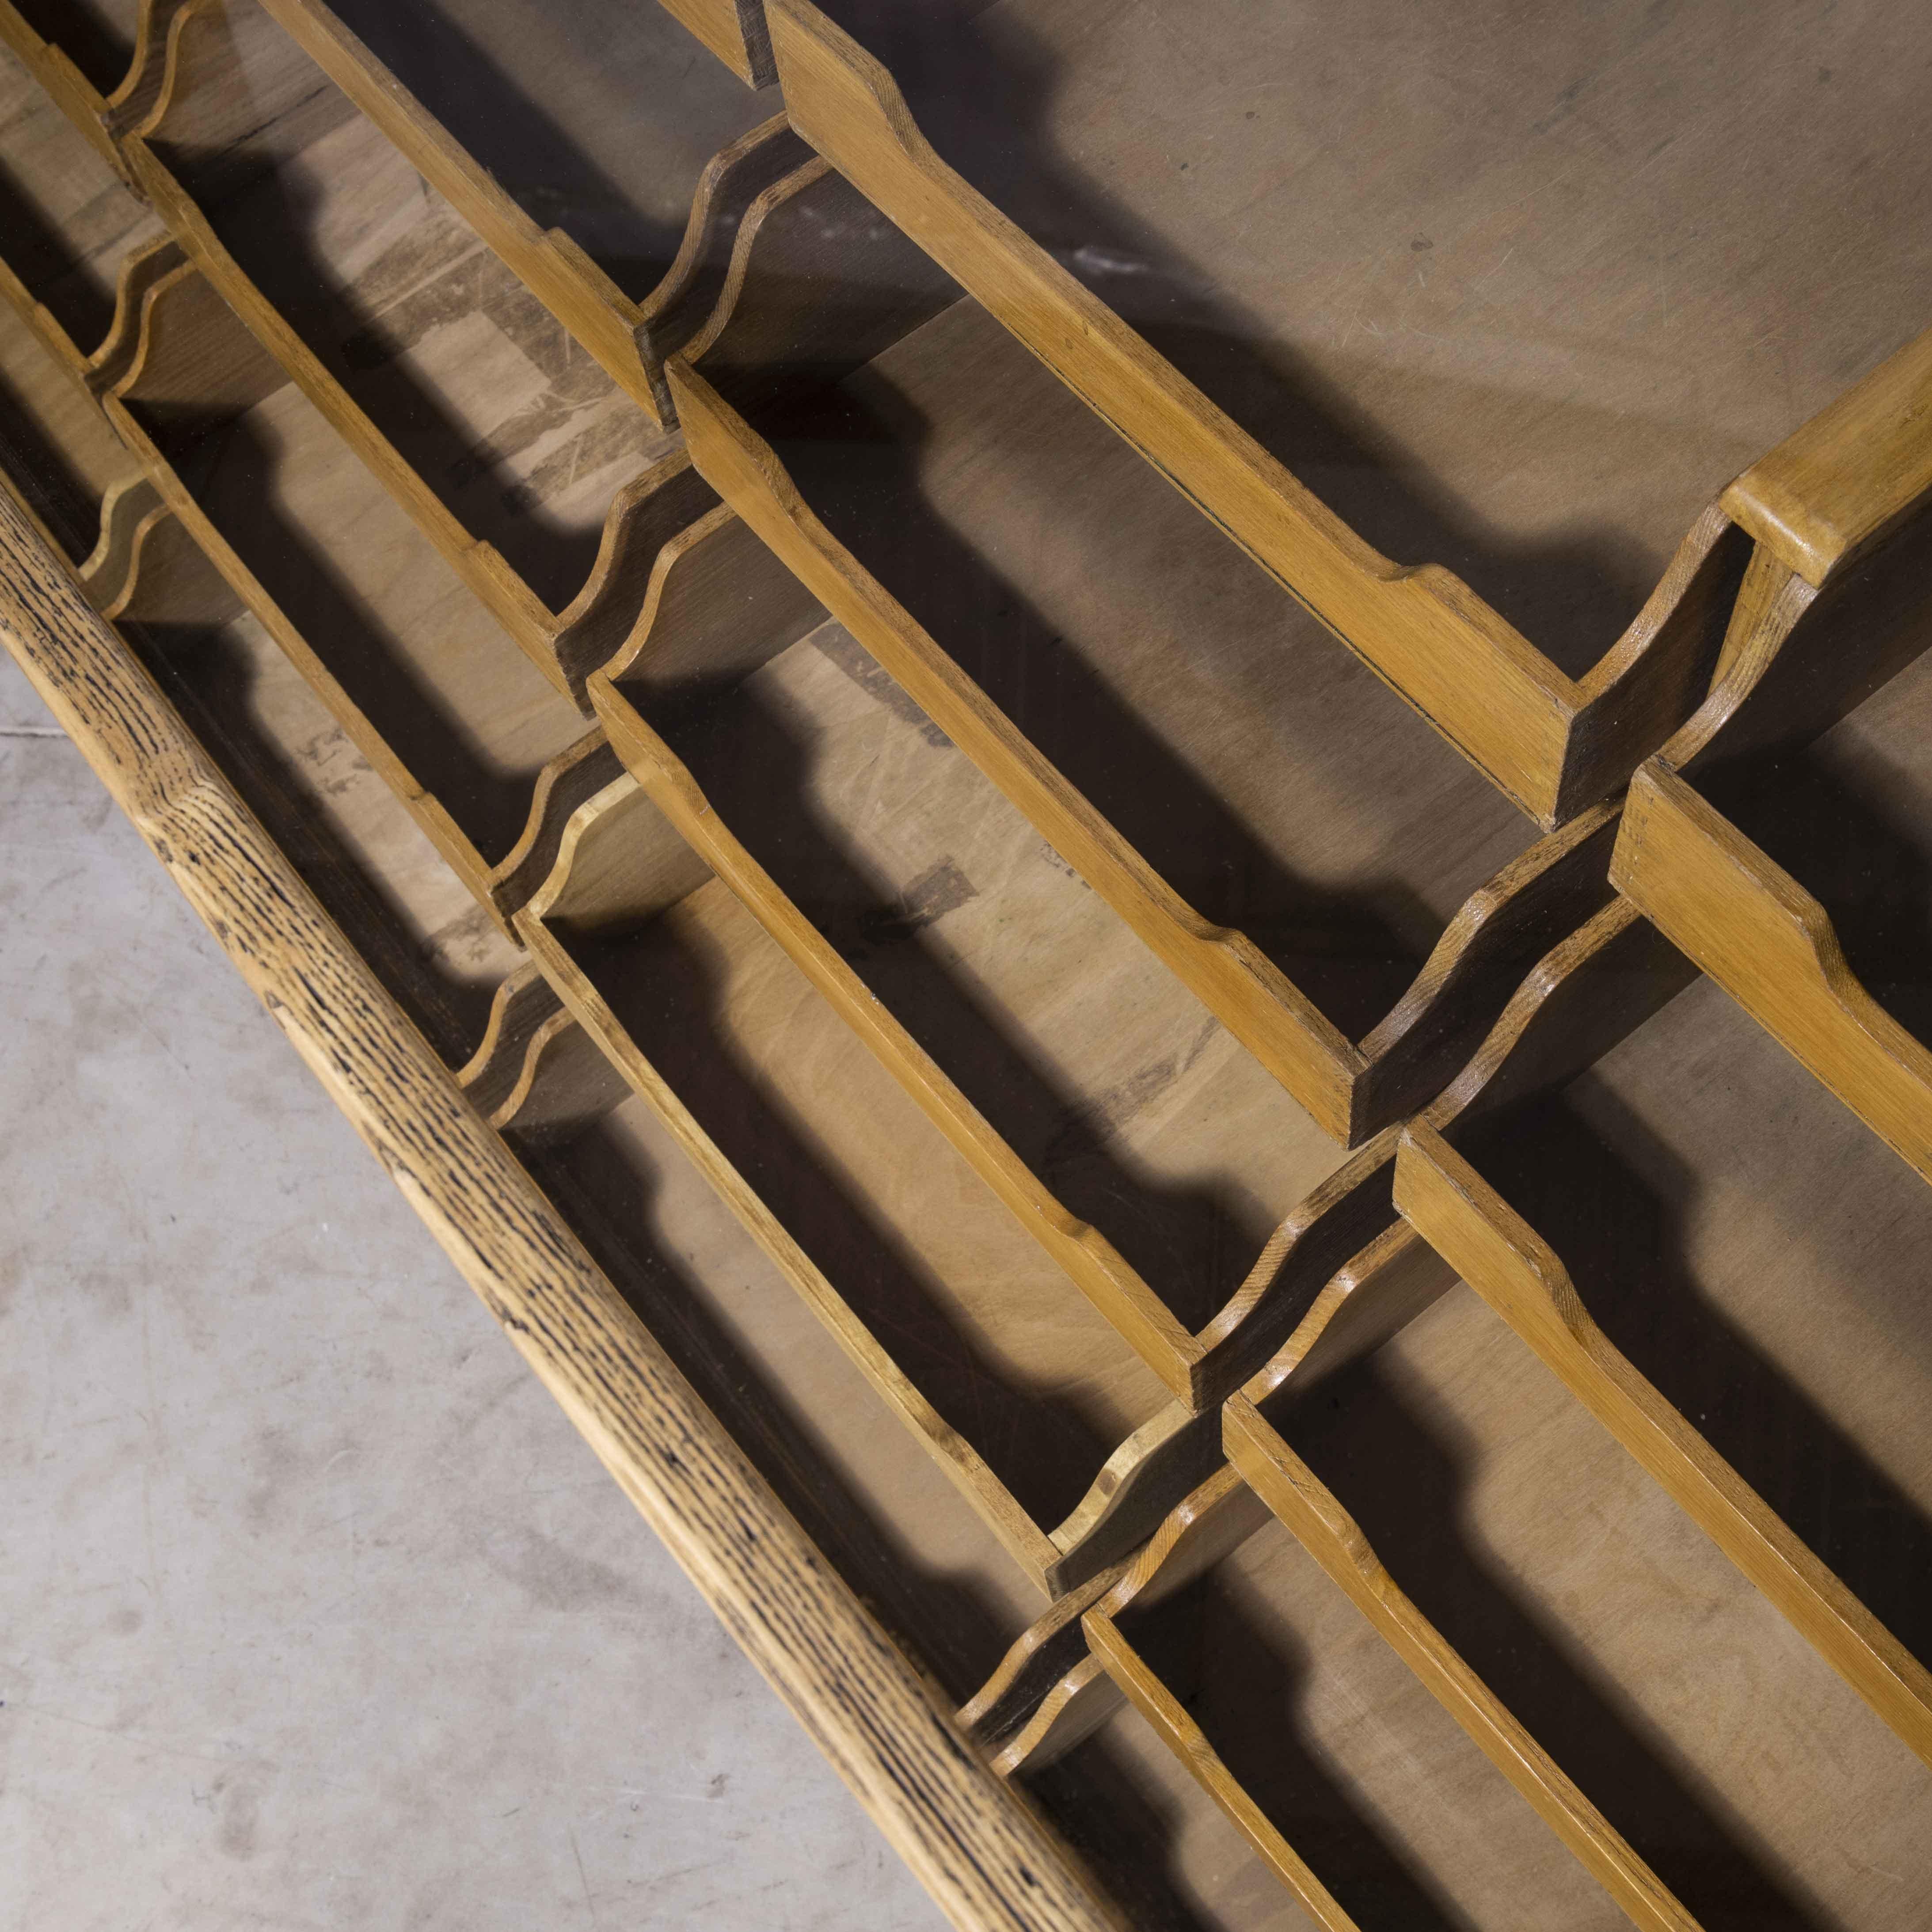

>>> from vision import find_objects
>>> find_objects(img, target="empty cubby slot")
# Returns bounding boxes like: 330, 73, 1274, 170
0, 41, 164, 350
730, 285, 1538, 1048
524, 1086, 1064, 1706
126, 593, 523, 1058
141, 0, 669, 608
1449, 971, 1932, 1701
1272, 1263, 1932, 1930
542, 871, 1175, 1556
611, 598, 1343, 1338
125, 328, 588, 873
326, 0, 778, 305
812, 0, 1932, 678
1104, 1510, 1624, 1929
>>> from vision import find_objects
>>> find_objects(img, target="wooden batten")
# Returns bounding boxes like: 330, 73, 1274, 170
1394, 1121, 1932, 1772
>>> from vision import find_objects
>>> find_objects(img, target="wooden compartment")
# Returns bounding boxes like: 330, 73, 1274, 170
285, 0, 799, 416
586, 477, 1411, 1407
98, 255, 594, 921
746, 0, 1932, 825
122, 0, 699, 689
477, 763, 1206, 1597
667, 152, 1654, 1146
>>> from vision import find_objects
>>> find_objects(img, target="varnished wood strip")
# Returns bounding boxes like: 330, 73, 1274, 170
634, 118, 816, 410
957, 1566, 1125, 1753
1723, 321, 1932, 587
1350, 802, 1621, 1135
483, 733, 627, 921
1043, 1403, 1221, 1581
1394, 1121, 1932, 1770
1225, 1396, 1703, 1932
457, 963, 564, 1121
76, 474, 164, 611
101, 0, 199, 141
1190, 1130, 1406, 1400
0, 485, 1127, 1932
91, 495, 237, 627
1613, 761, 1932, 1185
1084, 1609, 1362, 1930
547, 454, 721, 702
591, 672, 1199, 1397
514, 777, 1065, 1588
82, 235, 188, 396
989, 1653, 1119, 1779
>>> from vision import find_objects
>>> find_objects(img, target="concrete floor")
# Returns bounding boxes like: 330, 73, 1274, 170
0, 649, 945, 1929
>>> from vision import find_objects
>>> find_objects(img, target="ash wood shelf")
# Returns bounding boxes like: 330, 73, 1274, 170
8, 3, 1932, 1925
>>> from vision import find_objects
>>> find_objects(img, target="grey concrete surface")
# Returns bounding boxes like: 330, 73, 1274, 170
0, 650, 946, 1930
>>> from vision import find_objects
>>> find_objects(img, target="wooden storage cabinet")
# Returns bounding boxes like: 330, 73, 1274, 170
4, 4, 1931, 1928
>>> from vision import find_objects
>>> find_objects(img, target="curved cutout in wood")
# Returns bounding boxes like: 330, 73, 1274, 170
456, 962, 631, 1144
966, 1222, 1450, 1773
255, 0, 798, 418
123, 0, 724, 700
